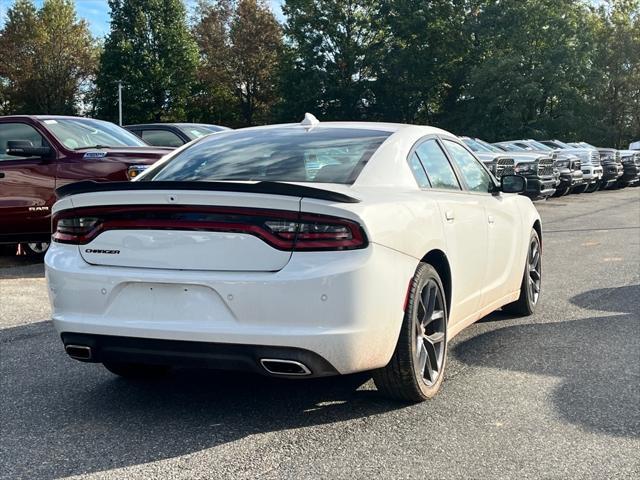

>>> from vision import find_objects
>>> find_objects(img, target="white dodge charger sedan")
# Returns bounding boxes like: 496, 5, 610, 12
45, 116, 542, 402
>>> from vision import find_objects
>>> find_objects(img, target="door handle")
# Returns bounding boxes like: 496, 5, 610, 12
0, 172, 5, 179
488, 215, 495, 224
445, 210, 455, 222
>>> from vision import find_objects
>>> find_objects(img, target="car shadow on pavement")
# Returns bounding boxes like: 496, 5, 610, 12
453, 284, 640, 440
0, 321, 401, 479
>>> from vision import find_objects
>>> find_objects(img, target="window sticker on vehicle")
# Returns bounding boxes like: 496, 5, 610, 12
83, 151, 108, 159
43, 119, 58, 124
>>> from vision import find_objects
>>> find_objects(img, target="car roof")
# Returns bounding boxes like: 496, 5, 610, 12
0, 115, 110, 122
235, 121, 451, 136
125, 123, 228, 129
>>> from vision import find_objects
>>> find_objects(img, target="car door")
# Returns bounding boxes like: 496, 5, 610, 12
442, 139, 522, 306
0, 121, 57, 240
413, 138, 488, 326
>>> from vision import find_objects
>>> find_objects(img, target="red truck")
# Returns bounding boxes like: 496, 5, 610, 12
0, 115, 172, 255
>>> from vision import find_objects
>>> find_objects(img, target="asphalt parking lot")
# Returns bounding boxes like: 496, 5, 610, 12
1, 188, 639, 480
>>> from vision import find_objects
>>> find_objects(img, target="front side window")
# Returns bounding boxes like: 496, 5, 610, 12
443, 140, 493, 193
43, 118, 147, 150
414, 140, 460, 190
149, 127, 391, 184
0, 123, 48, 161
141, 129, 184, 147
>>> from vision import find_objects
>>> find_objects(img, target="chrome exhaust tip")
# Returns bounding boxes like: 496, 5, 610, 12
65, 344, 92, 361
260, 358, 311, 376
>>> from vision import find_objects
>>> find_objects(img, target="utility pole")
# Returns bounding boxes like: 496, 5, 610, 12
118, 80, 123, 126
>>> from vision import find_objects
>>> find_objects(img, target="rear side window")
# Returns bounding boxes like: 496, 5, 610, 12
141, 129, 184, 147
408, 152, 430, 188
0, 123, 48, 161
414, 140, 460, 190
149, 127, 391, 184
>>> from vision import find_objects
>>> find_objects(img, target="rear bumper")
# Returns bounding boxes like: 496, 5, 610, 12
46, 242, 416, 375
61, 332, 339, 378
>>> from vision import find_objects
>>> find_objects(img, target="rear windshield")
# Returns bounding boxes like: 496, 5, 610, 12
148, 127, 391, 184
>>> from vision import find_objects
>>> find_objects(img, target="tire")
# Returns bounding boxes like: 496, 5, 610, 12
22, 242, 50, 256
502, 229, 541, 316
585, 182, 599, 193
571, 184, 588, 194
103, 361, 170, 379
552, 185, 569, 197
373, 263, 448, 402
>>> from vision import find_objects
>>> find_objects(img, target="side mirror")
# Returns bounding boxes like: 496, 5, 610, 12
6, 140, 52, 158
500, 174, 527, 194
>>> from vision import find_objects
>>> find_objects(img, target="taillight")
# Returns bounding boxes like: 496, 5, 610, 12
265, 214, 365, 250
53, 217, 102, 244
52, 206, 367, 251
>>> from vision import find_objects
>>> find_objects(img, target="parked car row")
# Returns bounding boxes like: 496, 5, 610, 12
1, 114, 638, 257
461, 136, 639, 200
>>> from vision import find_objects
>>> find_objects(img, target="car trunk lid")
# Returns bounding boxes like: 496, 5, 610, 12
53, 182, 361, 272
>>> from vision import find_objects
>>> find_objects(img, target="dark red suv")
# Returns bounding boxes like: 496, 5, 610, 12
0, 115, 172, 255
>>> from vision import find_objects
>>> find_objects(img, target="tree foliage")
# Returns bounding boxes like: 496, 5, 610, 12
94, 0, 199, 124
438, 0, 596, 141
373, 0, 470, 124
191, 0, 282, 126
279, 0, 388, 121
0, 0, 638, 146
0, 0, 97, 115
586, 0, 640, 147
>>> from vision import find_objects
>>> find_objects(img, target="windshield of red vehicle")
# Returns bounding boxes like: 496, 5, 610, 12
43, 118, 147, 150
148, 127, 391, 184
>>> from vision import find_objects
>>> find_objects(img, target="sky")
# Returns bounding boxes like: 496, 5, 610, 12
0, 0, 284, 37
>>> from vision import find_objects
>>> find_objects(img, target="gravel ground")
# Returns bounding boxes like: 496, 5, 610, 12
1, 187, 638, 480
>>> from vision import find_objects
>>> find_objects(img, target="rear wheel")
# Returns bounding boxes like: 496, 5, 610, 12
373, 263, 448, 402
103, 361, 170, 379
22, 242, 49, 256
503, 229, 541, 316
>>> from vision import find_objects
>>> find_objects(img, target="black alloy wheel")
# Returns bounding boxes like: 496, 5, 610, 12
373, 263, 448, 402
503, 229, 541, 316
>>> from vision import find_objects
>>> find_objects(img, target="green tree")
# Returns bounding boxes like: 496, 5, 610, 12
586, 0, 640, 147
192, 0, 282, 126
94, 0, 199, 123
0, 0, 97, 114
230, 0, 282, 124
438, 0, 595, 141
190, 0, 238, 125
279, 0, 387, 121
372, 0, 470, 124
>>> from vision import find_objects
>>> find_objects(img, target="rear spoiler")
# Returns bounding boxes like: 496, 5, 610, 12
55, 180, 361, 204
